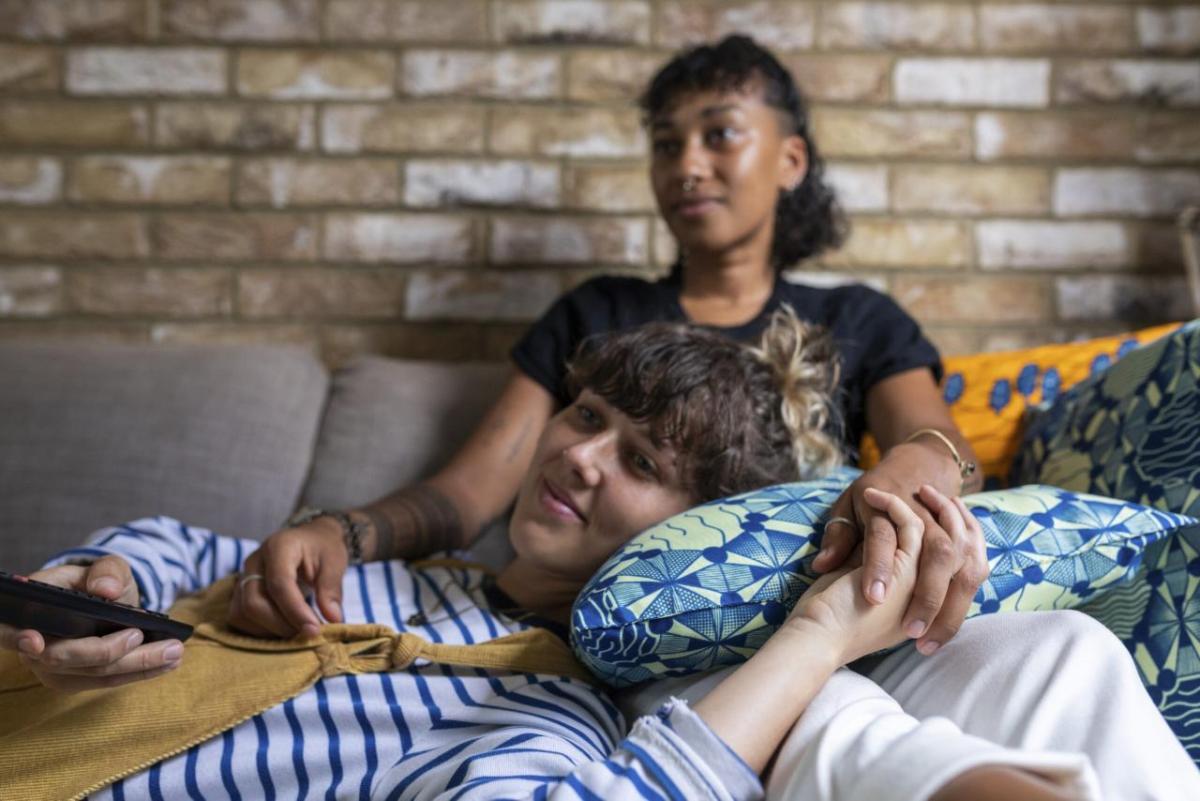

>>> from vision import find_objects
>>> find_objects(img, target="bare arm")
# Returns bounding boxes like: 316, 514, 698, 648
865, 368, 982, 496
229, 371, 556, 638
355, 371, 557, 560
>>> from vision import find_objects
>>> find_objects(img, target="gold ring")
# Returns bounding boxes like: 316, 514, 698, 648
238, 572, 265, 590
824, 516, 856, 531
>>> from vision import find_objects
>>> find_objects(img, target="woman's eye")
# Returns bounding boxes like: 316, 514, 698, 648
576, 405, 598, 426
652, 139, 680, 157
706, 127, 738, 146
630, 452, 657, 478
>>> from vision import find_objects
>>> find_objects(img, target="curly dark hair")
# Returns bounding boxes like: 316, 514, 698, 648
566, 311, 843, 503
639, 34, 847, 270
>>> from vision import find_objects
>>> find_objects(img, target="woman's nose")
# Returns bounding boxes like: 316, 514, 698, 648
677, 136, 712, 181
561, 432, 616, 486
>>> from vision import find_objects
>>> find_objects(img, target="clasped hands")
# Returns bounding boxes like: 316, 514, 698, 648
814, 455, 989, 657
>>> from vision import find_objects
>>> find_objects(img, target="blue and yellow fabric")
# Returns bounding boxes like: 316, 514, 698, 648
1013, 319, 1200, 763
570, 466, 1196, 689
858, 322, 1182, 484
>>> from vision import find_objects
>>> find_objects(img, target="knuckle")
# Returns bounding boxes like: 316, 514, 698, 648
40, 648, 67, 669
960, 563, 989, 588
925, 538, 957, 563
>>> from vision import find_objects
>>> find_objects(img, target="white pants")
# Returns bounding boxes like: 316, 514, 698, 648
620, 611, 1200, 801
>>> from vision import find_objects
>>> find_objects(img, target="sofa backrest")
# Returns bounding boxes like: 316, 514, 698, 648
0, 343, 329, 572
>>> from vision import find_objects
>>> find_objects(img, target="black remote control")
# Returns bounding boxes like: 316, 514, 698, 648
0, 571, 193, 642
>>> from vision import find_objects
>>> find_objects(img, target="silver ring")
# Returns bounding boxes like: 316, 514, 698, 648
682, 177, 697, 193
238, 572, 265, 590
824, 516, 857, 531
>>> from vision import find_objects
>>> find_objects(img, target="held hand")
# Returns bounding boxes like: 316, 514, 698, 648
0, 556, 184, 692
788, 488, 925, 664
813, 458, 988, 656
227, 518, 348, 639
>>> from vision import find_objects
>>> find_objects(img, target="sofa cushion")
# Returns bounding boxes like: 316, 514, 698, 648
0, 343, 328, 573
857, 322, 1182, 484
300, 357, 512, 567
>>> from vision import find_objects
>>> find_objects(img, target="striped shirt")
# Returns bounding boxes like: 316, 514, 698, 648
46, 518, 761, 801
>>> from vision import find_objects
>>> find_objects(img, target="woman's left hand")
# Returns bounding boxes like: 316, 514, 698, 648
815, 450, 989, 656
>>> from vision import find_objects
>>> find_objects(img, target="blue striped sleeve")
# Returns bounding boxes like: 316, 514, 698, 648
373, 699, 761, 801
42, 517, 259, 611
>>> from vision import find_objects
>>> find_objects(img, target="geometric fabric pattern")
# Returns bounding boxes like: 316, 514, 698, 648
570, 466, 1196, 689
858, 321, 1181, 484
1013, 318, 1200, 766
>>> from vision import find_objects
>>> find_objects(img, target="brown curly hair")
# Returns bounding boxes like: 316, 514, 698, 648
566, 308, 843, 502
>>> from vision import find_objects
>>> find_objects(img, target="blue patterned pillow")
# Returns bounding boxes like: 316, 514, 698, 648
1012, 318, 1200, 766
571, 468, 1196, 688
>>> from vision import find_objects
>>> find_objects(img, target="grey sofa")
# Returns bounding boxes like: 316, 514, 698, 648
0, 343, 513, 574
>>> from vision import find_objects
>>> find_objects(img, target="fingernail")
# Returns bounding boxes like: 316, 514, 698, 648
905, 619, 927, 639
125, 629, 144, 648
330, 601, 342, 621
162, 642, 183, 661
93, 577, 119, 595
917, 640, 941, 656
16, 636, 36, 654
868, 581, 887, 604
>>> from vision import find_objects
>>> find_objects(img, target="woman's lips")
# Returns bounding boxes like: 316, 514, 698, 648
674, 197, 722, 218
540, 478, 584, 523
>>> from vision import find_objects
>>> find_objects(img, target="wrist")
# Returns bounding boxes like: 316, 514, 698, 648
773, 616, 849, 672
899, 428, 977, 492
885, 440, 963, 494
286, 507, 369, 565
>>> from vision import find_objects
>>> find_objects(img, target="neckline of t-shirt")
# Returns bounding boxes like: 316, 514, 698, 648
658, 268, 785, 337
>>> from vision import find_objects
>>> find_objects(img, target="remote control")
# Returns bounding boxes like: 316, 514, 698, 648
0, 571, 193, 642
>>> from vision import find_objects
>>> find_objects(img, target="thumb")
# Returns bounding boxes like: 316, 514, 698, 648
313, 560, 344, 624
85, 555, 136, 603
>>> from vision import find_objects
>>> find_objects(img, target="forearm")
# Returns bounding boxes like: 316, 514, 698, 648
692, 621, 842, 774
352, 480, 471, 562
882, 429, 982, 496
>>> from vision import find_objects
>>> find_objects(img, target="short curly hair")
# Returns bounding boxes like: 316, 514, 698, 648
639, 34, 847, 270
566, 310, 843, 503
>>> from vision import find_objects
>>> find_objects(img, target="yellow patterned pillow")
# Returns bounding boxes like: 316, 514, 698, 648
858, 323, 1182, 482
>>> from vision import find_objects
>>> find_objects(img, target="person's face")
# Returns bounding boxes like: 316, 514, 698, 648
648, 85, 808, 259
508, 390, 696, 586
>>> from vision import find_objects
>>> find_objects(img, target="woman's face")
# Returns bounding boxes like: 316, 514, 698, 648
508, 390, 696, 586
648, 86, 807, 261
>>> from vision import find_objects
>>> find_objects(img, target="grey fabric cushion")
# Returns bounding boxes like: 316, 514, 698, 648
301, 357, 513, 567
0, 343, 328, 572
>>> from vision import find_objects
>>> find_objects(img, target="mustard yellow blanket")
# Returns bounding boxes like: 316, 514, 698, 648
0, 573, 590, 801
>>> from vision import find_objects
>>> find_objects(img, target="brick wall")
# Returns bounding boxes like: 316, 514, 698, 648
0, 0, 1197, 363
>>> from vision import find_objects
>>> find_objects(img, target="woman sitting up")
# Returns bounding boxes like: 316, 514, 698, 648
4, 312, 1192, 801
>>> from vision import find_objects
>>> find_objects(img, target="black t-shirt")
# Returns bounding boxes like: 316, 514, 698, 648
510, 272, 942, 459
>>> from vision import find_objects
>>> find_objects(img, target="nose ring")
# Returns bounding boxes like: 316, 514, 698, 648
682, 177, 697, 193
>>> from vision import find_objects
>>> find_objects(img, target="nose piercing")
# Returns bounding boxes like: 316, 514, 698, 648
682, 177, 697, 193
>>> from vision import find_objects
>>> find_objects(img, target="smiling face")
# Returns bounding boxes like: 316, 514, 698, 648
649, 85, 808, 262
507, 389, 697, 586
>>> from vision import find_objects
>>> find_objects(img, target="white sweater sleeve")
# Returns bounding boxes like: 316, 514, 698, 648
373, 698, 762, 801
42, 516, 258, 612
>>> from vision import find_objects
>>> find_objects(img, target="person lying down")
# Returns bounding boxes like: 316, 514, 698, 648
1, 310, 1193, 801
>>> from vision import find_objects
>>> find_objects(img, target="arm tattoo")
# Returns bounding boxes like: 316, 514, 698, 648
362, 484, 464, 561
